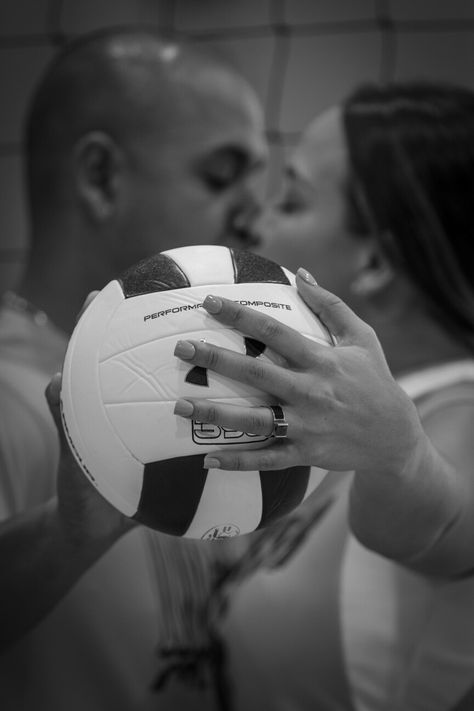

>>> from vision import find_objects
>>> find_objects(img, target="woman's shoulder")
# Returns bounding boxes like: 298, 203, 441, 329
417, 379, 474, 417
414, 367, 474, 481
398, 361, 474, 489
399, 359, 474, 417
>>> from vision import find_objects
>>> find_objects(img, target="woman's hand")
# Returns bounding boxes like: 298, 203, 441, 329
173, 268, 426, 477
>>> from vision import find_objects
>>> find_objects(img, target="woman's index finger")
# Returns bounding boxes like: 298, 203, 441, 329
202, 294, 329, 367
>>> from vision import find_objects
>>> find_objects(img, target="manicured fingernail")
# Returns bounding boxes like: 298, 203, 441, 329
204, 456, 221, 469
203, 295, 223, 314
174, 399, 194, 417
297, 267, 318, 286
174, 340, 196, 359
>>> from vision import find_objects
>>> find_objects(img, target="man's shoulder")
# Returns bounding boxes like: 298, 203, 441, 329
0, 308, 59, 448
0, 304, 67, 376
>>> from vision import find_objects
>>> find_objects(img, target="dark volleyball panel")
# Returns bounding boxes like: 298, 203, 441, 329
136, 456, 311, 536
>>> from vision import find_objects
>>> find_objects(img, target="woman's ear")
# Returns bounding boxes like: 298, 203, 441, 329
350, 235, 395, 297
73, 131, 123, 222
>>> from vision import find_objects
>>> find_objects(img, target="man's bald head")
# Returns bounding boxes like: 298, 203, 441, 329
25, 28, 262, 215
20, 27, 267, 332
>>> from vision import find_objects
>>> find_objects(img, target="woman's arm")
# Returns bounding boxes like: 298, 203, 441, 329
172, 269, 474, 576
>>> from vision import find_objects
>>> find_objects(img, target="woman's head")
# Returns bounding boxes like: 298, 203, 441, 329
257, 105, 363, 307
343, 81, 474, 350
259, 80, 474, 350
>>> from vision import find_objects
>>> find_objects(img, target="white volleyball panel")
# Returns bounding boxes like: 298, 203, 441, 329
162, 244, 236, 286
185, 468, 263, 539
304, 466, 329, 500
99, 328, 267, 404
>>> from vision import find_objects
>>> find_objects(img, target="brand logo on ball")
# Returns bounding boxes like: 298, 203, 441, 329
202, 524, 241, 540
192, 421, 268, 444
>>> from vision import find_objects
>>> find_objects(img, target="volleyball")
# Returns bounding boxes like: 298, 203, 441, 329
60, 245, 332, 539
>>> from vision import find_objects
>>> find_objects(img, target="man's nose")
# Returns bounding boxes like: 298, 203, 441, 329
239, 204, 279, 251
229, 195, 264, 249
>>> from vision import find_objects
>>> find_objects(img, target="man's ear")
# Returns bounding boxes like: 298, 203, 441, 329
74, 132, 123, 221
350, 235, 395, 297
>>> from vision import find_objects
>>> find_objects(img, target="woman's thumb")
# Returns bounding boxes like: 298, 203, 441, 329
296, 268, 366, 344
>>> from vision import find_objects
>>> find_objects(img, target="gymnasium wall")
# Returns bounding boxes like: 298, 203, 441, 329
1, 0, 473, 293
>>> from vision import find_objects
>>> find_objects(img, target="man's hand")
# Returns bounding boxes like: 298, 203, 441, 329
46, 372, 135, 547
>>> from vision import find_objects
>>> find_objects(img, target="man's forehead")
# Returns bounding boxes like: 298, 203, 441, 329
190, 70, 263, 127
120, 52, 266, 163
161, 84, 266, 158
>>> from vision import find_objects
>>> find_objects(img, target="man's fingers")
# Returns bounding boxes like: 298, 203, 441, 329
45, 372, 71, 450
74, 290, 99, 325
296, 269, 375, 346
45, 372, 62, 426
77, 291, 99, 322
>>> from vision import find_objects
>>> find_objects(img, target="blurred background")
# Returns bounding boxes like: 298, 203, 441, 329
0, 0, 473, 294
